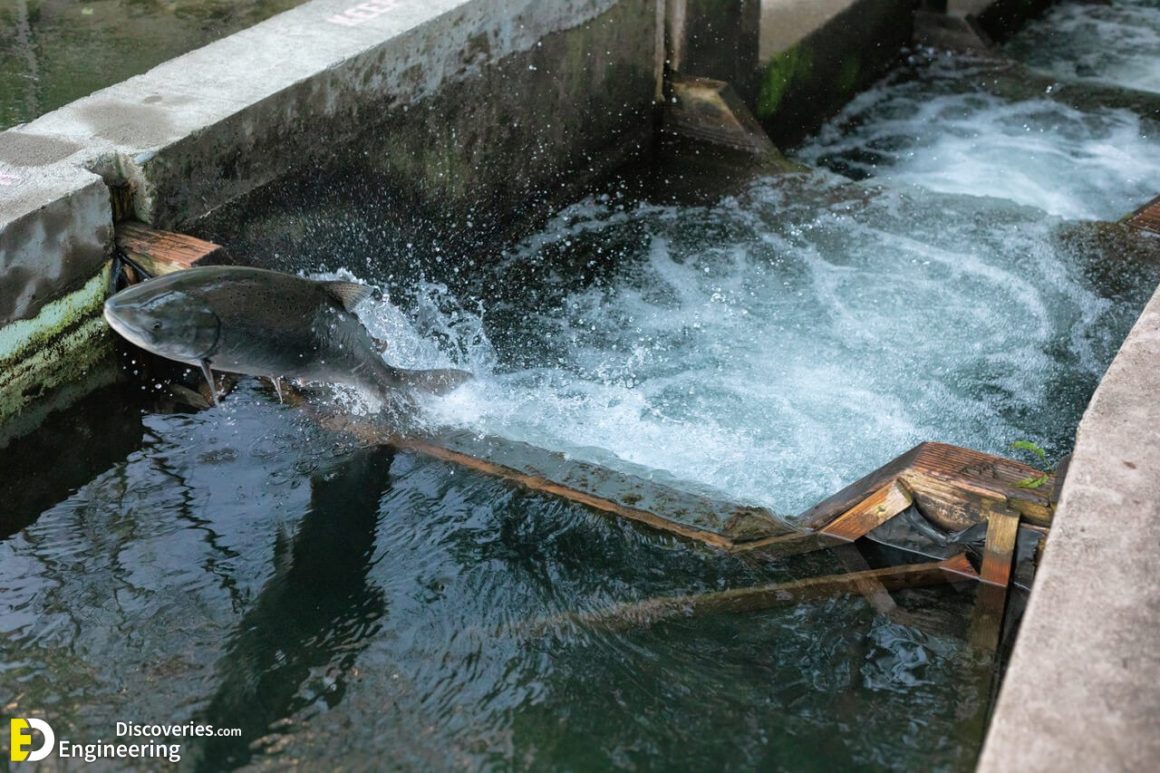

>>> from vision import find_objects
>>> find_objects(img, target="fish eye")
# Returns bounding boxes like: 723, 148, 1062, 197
152, 322, 162, 331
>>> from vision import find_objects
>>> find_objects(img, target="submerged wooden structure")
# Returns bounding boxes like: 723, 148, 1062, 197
111, 223, 1058, 652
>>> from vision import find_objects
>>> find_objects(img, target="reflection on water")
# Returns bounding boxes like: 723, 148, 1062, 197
0, 383, 989, 770
193, 444, 394, 769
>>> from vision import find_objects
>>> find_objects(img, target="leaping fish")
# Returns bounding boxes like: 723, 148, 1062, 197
103, 266, 472, 404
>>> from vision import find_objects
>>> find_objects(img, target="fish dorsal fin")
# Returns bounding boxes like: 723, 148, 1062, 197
322, 281, 374, 312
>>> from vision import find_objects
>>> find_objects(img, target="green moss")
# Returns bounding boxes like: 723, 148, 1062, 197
836, 56, 862, 96
756, 44, 813, 119
0, 266, 115, 428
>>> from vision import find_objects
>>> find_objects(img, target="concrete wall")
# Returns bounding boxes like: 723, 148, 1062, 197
0, 0, 662, 432
979, 280, 1160, 771
754, 0, 913, 148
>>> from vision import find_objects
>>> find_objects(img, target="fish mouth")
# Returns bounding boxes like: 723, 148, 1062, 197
103, 299, 153, 351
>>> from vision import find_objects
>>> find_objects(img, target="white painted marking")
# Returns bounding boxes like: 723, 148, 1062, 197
326, 0, 401, 27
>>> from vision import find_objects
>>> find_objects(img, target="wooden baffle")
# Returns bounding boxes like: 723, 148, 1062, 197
1126, 193, 1160, 235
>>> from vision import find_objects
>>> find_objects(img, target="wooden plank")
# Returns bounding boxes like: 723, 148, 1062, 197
531, 554, 979, 633
797, 444, 926, 530
968, 504, 1021, 653
739, 480, 913, 556
115, 221, 224, 276
902, 442, 1054, 530
1126, 193, 1160, 235
979, 505, 1021, 589
821, 480, 913, 541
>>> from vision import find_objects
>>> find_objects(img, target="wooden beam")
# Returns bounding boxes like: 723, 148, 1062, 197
529, 554, 979, 633
1126, 193, 1160, 235
735, 480, 912, 556
115, 221, 224, 276
968, 504, 1022, 653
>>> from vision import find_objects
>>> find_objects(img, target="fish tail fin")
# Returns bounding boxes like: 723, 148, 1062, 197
382, 365, 473, 395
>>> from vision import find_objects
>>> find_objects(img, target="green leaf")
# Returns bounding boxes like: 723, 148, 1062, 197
1011, 440, 1047, 461
1016, 473, 1050, 490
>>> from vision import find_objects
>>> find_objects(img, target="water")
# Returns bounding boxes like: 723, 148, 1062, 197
0, 382, 985, 770
405, 177, 1157, 514
1006, 0, 1160, 95
795, 50, 1160, 220
4, 3, 1160, 770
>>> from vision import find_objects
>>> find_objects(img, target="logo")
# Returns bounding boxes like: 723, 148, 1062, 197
10, 718, 55, 763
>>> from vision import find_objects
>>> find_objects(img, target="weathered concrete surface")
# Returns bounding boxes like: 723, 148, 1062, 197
755, 0, 913, 148
0, 269, 115, 432
759, 0, 858, 60
8, 0, 659, 230
979, 283, 1160, 771
0, 159, 112, 324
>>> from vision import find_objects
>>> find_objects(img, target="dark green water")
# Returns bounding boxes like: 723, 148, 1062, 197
0, 0, 303, 130
0, 381, 991, 771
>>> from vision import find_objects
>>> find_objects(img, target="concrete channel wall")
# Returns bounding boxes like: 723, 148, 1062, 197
980, 288, 1160, 769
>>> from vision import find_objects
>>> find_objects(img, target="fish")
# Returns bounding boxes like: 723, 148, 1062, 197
103, 265, 472, 405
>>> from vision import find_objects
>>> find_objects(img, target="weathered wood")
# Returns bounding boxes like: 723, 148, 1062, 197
737, 480, 913, 556
822, 480, 913, 541
1126, 195, 1160, 235
979, 505, 1021, 588
797, 445, 925, 529
115, 221, 224, 276
832, 544, 899, 617
532, 554, 978, 633
802, 442, 1053, 535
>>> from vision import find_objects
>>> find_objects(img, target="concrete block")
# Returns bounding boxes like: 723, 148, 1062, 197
0, 155, 112, 325
8, 0, 656, 230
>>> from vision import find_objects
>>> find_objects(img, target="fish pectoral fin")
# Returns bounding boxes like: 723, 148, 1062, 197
200, 360, 220, 406
323, 281, 376, 312
270, 376, 284, 404
387, 366, 473, 395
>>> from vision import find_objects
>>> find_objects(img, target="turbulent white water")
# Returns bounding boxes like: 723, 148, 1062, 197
327, 5, 1160, 517
1007, 0, 1160, 95
795, 52, 1160, 221
344, 173, 1147, 514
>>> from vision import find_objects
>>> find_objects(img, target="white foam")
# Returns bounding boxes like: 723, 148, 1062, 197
1007, 0, 1160, 95
796, 53, 1160, 220
349, 176, 1138, 514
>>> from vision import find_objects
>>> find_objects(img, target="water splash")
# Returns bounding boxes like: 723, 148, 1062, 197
344, 175, 1151, 514
1007, 0, 1160, 95
795, 51, 1160, 220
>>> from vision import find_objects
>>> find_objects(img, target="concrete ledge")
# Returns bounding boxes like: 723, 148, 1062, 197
8, 0, 657, 229
0, 162, 112, 325
980, 283, 1160, 770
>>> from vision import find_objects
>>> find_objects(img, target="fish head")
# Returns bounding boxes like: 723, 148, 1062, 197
104, 283, 221, 364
